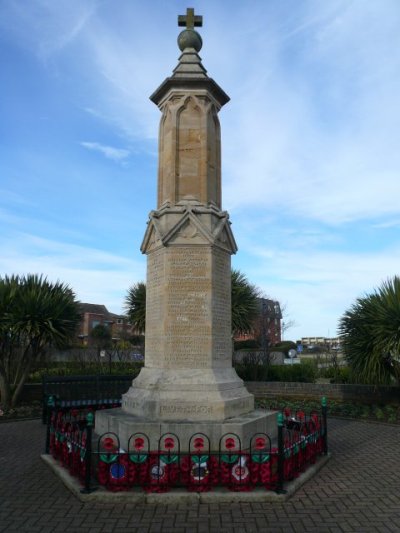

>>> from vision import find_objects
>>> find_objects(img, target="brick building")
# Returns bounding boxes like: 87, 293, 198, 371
234, 298, 282, 346
77, 303, 133, 346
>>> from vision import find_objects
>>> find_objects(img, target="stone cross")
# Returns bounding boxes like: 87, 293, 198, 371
178, 8, 202, 30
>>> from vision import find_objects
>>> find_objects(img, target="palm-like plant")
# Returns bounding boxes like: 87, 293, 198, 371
338, 276, 400, 385
231, 269, 260, 335
0, 274, 81, 409
124, 282, 146, 334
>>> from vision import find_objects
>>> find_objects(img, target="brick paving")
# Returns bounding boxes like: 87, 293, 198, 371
0, 418, 399, 532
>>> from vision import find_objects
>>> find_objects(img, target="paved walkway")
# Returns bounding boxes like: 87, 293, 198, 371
0, 418, 399, 532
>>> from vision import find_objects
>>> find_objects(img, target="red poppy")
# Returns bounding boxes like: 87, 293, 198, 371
134, 437, 145, 450
193, 437, 204, 450
103, 437, 117, 451
224, 437, 236, 450
254, 437, 266, 450
163, 437, 175, 450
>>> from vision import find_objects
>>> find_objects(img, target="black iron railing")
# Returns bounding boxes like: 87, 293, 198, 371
42, 374, 132, 423
44, 397, 328, 494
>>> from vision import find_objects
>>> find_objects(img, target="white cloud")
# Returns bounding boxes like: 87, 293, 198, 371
220, 1, 400, 225
80, 141, 130, 162
0, 232, 146, 314
235, 241, 400, 339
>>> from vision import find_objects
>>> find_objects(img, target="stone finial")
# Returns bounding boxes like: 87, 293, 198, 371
177, 8, 203, 52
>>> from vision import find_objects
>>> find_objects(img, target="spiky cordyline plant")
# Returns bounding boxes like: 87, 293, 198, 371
230, 269, 260, 335
338, 276, 400, 385
0, 274, 81, 409
124, 281, 146, 334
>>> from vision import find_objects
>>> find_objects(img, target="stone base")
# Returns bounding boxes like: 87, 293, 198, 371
95, 408, 277, 452
121, 368, 255, 422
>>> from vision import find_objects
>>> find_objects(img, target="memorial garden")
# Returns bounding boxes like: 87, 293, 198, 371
0, 9, 399, 528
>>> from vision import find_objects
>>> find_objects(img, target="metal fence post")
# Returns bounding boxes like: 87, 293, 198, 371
45, 395, 55, 453
81, 411, 96, 494
321, 396, 328, 455
276, 412, 286, 494
42, 375, 47, 424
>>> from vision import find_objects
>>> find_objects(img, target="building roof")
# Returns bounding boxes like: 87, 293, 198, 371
78, 303, 109, 315
78, 303, 125, 321
258, 298, 282, 319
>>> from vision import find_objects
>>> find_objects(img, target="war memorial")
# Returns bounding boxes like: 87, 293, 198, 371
42, 9, 328, 498
95, 8, 276, 450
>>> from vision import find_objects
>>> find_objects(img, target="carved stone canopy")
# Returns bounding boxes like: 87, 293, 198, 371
141, 201, 238, 255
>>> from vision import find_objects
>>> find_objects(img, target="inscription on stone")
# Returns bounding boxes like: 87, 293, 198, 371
160, 404, 212, 415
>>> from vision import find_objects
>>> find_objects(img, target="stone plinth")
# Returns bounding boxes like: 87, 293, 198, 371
95, 407, 277, 453
122, 368, 253, 421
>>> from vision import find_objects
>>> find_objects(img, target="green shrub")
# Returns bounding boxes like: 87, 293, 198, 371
272, 341, 297, 355
374, 407, 385, 420
361, 405, 371, 418
28, 362, 143, 382
384, 405, 398, 423
235, 362, 269, 382
234, 339, 260, 351
255, 397, 399, 423
266, 363, 317, 383
235, 362, 316, 383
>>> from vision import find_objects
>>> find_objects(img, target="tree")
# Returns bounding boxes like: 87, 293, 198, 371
0, 274, 81, 409
90, 324, 112, 349
338, 276, 400, 385
124, 282, 146, 334
125, 270, 260, 336
231, 269, 260, 335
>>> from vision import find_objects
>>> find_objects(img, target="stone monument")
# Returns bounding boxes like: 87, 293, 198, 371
95, 8, 275, 450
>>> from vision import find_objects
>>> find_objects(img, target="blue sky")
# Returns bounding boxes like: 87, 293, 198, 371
1, 0, 399, 341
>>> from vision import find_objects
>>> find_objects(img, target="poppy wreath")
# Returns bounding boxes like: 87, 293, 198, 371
75, 427, 88, 481
52, 431, 63, 460
48, 410, 57, 455
248, 435, 277, 489
144, 452, 180, 493
250, 448, 278, 489
304, 428, 319, 464
97, 436, 130, 491
52, 412, 66, 460
218, 436, 246, 491
180, 454, 219, 492
97, 454, 130, 491
143, 435, 181, 493
220, 453, 252, 492
310, 412, 324, 454
127, 456, 148, 489
69, 437, 80, 477
288, 436, 304, 479
127, 435, 150, 489
297, 415, 318, 465
283, 444, 295, 481
60, 422, 73, 468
